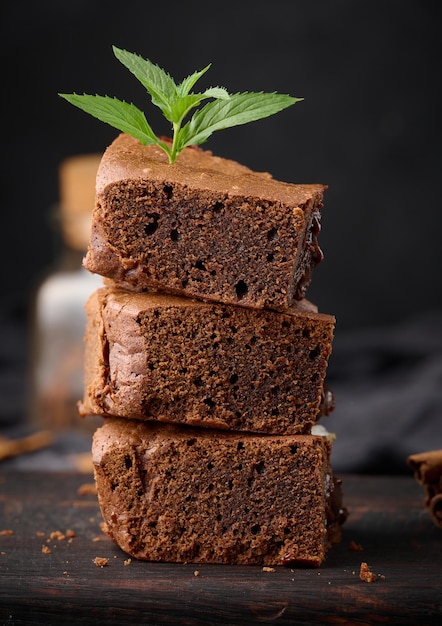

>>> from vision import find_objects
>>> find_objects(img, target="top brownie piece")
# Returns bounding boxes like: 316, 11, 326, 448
84, 134, 325, 310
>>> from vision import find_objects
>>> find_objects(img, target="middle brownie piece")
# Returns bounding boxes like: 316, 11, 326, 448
80, 287, 335, 434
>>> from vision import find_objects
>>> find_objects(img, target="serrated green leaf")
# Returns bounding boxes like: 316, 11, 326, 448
112, 46, 176, 121
59, 93, 159, 146
177, 91, 302, 150
176, 65, 211, 98
169, 93, 209, 126
204, 87, 230, 100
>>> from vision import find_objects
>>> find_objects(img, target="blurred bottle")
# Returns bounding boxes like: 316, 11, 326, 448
29, 154, 103, 432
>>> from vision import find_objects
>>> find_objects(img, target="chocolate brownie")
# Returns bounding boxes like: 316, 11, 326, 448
92, 417, 345, 566
79, 287, 335, 434
408, 449, 442, 529
84, 133, 325, 310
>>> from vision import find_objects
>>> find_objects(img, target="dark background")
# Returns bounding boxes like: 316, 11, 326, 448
1, 0, 441, 471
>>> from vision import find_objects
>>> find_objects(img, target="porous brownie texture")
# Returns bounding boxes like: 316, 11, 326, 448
92, 417, 345, 566
84, 133, 325, 310
79, 287, 335, 434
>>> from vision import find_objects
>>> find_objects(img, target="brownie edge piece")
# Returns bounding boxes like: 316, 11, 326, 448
84, 133, 325, 310
79, 287, 335, 434
92, 417, 345, 566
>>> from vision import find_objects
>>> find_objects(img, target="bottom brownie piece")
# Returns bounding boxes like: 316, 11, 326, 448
92, 418, 346, 566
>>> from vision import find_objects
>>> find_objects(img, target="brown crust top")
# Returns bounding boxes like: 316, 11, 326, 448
97, 134, 325, 205
97, 286, 332, 322
92, 416, 331, 461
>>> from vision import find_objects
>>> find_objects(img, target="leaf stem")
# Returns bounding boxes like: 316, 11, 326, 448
169, 122, 182, 164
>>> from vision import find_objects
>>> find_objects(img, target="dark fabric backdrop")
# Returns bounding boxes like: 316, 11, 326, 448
1, 0, 441, 472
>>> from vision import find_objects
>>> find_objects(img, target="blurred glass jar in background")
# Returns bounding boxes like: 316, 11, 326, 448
29, 154, 103, 432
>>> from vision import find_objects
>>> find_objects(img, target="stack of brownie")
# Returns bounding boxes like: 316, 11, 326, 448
80, 133, 346, 567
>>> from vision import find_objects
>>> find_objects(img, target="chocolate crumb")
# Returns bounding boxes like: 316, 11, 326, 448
359, 562, 378, 583
49, 531, 65, 541
78, 483, 97, 496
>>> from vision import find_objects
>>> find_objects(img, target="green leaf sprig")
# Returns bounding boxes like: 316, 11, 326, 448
59, 46, 302, 164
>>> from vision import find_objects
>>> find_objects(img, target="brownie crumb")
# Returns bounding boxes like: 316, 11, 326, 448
49, 531, 66, 541
359, 562, 378, 583
93, 557, 109, 567
0, 530, 14, 536
77, 483, 97, 496
41, 545, 52, 554
262, 567, 276, 573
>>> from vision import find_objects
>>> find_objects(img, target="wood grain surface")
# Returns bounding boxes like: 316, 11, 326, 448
0, 472, 440, 625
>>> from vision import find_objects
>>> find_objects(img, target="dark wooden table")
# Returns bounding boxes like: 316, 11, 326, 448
0, 472, 440, 625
